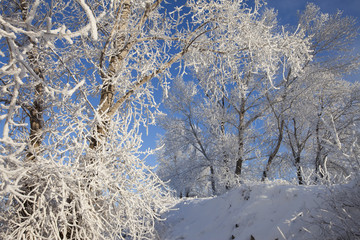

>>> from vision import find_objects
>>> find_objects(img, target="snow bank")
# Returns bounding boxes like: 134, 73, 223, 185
157, 181, 332, 240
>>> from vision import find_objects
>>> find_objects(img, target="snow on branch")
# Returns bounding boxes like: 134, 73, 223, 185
76, 0, 98, 41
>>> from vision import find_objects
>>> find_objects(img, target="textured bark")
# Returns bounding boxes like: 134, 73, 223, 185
18, 0, 45, 162
295, 155, 303, 185
209, 165, 216, 195
235, 98, 245, 176
89, 0, 132, 150
235, 140, 244, 175
19, 0, 45, 235
26, 83, 44, 161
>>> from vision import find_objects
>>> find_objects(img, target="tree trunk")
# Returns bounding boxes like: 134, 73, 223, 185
235, 146, 243, 175
295, 155, 303, 185
26, 83, 44, 161
220, 97, 231, 189
314, 110, 328, 182
235, 99, 245, 176
89, 0, 132, 151
262, 119, 284, 181
19, 0, 45, 162
235, 122, 244, 176
19, 0, 46, 235
210, 165, 216, 195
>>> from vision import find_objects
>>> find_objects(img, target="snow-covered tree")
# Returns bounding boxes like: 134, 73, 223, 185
157, 0, 312, 196
157, 78, 227, 197
285, 3, 360, 183
157, 2, 360, 194
259, 3, 360, 183
0, 0, 251, 238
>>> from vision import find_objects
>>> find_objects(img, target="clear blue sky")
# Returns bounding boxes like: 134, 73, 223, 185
141, 0, 360, 167
267, 0, 360, 24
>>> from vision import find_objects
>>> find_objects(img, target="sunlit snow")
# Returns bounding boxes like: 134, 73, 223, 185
157, 181, 357, 240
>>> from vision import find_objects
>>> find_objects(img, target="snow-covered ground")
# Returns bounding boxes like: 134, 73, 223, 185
156, 181, 354, 240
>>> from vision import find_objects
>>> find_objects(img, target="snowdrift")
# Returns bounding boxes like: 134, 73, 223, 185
157, 181, 357, 240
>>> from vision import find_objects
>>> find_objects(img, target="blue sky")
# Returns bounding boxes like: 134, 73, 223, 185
267, 0, 360, 24
141, 0, 360, 167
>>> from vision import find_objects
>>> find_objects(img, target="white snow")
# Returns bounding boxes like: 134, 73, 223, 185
76, 0, 98, 40
157, 181, 337, 240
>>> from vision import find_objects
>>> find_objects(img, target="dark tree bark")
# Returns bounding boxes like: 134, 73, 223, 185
262, 119, 284, 181
235, 97, 246, 176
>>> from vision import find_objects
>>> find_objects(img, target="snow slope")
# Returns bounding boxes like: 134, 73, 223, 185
157, 181, 333, 240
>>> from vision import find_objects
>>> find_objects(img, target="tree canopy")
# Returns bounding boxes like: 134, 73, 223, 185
0, 0, 359, 239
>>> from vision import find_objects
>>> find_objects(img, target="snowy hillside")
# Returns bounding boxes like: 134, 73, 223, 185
157, 181, 359, 240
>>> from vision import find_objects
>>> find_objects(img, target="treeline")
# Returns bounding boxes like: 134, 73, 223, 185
157, 3, 360, 197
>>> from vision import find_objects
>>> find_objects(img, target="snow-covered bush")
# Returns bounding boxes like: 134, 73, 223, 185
312, 179, 360, 240
312, 131, 360, 239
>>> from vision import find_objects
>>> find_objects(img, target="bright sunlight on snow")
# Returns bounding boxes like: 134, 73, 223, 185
157, 180, 360, 240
